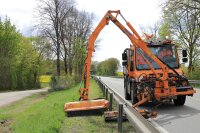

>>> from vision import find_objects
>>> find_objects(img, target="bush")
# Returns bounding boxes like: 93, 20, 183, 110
187, 70, 200, 80
49, 75, 76, 92
115, 72, 123, 77
181, 65, 200, 80
97, 58, 119, 76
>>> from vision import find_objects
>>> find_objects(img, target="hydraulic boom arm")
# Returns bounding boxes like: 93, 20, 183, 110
80, 10, 170, 100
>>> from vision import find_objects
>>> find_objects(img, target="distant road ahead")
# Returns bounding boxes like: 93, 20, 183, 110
0, 88, 48, 107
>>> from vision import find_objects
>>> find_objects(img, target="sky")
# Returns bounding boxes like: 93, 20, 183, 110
0, 0, 37, 36
0, 0, 162, 63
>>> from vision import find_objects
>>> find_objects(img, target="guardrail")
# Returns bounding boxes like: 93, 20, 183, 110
103, 77, 200, 85
92, 76, 160, 133
189, 80, 200, 84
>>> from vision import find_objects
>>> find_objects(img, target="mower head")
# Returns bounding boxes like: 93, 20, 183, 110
64, 99, 109, 114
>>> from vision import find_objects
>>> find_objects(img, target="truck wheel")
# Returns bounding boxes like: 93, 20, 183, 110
173, 95, 186, 106
131, 82, 138, 105
124, 78, 131, 100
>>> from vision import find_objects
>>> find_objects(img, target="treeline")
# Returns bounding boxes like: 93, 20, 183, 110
162, 0, 200, 73
0, 0, 94, 91
0, 18, 41, 91
91, 58, 119, 76
35, 0, 93, 83
140, 0, 200, 79
162, 0, 200, 79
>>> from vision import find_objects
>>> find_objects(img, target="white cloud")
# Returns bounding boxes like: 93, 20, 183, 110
0, 0, 37, 35
76, 0, 162, 63
0, 0, 162, 63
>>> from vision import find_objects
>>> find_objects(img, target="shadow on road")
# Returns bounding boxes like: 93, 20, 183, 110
156, 104, 200, 126
140, 102, 200, 126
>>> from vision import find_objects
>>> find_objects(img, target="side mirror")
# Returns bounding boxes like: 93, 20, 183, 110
122, 61, 127, 66
122, 53, 127, 60
182, 49, 187, 57
182, 58, 188, 63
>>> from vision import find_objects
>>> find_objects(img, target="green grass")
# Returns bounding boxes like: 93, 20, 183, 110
0, 78, 134, 133
115, 72, 123, 77
0, 82, 79, 133
59, 79, 134, 133
40, 82, 50, 88
0, 92, 67, 133
191, 84, 200, 89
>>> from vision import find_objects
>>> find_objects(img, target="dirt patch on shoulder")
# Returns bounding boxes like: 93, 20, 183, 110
37, 92, 48, 98
0, 119, 12, 133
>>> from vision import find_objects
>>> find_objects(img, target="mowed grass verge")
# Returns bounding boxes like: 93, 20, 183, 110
0, 78, 134, 133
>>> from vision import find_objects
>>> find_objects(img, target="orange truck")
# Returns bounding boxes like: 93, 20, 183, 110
122, 41, 196, 107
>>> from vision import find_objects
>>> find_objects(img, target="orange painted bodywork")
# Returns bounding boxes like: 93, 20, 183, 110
64, 99, 109, 112
154, 89, 196, 100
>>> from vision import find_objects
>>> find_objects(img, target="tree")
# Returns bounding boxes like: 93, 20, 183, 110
158, 21, 171, 40
170, 0, 200, 11
139, 22, 160, 42
16, 37, 41, 89
73, 38, 87, 82
91, 61, 99, 75
96, 58, 119, 76
0, 17, 21, 90
35, 0, 94, 81
61, 9, 93, 76
163, 0, 200, 72
0, 17, 42, 90
28, 36, 52, 83
36, 0, 74, 76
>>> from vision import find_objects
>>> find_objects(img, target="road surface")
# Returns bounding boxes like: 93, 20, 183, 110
0, 88, 48, 107
100, 76, 200, 133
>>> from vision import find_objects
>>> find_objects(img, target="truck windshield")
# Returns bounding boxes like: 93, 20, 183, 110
136, 45, 179, 70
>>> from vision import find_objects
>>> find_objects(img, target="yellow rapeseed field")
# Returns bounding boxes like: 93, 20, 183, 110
39, 75, 51, 83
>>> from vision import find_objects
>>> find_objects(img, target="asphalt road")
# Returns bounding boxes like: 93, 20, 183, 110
0, 88, 48, 107
100, 76, 200, 133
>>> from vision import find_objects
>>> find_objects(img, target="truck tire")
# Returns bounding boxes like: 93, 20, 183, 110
131, 82, 138, 105
173, 95, 186, 106
124, 77, 131, 100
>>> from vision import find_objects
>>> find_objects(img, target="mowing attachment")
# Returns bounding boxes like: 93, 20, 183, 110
64, 99, 109, 112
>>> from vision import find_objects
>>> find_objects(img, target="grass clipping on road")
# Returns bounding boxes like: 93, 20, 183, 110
0, 78, 134, 133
